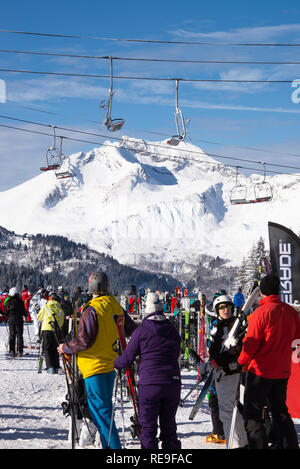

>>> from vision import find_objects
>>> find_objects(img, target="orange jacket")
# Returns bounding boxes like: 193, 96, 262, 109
238, 295, 300, 379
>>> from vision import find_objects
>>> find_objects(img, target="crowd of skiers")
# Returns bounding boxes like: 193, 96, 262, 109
56, 271, 299, 451
0, 283, 90, 362
1, 272, 300, 451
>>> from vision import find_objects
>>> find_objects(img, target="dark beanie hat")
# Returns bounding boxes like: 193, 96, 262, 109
260, 274, 280, 296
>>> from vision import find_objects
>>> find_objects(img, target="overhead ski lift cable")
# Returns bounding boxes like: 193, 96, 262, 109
2, 29, 300, 46
0, 68, 295, 83
1, 114, 300, 173
3, 49, 300, 65
4, 102, 300, 160
0, 122, 299, 178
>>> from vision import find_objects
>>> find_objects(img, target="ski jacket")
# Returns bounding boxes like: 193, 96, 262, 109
4, 295, 27, 324
114, 313, 181, 385
37, 299, 64, 332
63, 295, 124, 379
61, 298, 73, 318
21, 289, 32, 312
0, 293, 8, 313
209, 315, 244, 369
238, 295, 300, 379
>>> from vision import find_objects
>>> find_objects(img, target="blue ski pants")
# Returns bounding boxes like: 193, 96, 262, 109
84, 371, 121, 449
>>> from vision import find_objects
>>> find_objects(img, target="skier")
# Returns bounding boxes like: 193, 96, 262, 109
237, 274, 300, 449
21, 285, 32, 322
60, 291, 73, 340
4, 287, 27, 357
0, 287, 9, 322
204, 291, 226, 445
72, 286, 82, 311
37, 291, 64, 374
208, 294, 248, 448
57, 286, 65, 302
114, 292, 182, 450
29, 287, 43, 341
57, 271, 125, 449
233, 287, 245, 314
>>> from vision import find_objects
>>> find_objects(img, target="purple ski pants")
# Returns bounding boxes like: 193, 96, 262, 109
138, 382, 181, 450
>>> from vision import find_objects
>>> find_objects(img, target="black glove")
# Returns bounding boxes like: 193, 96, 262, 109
223, 361, 243, 375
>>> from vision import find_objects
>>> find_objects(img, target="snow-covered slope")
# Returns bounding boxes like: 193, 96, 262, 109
1, 136, 299, 272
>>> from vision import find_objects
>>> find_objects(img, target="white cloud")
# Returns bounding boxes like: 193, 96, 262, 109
170, 23, 300, 42
6, 77, 108, 103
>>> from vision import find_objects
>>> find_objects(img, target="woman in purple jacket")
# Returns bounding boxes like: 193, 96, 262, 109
114, 292, 181, 450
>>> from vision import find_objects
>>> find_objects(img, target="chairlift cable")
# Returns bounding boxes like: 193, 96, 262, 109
1, 114, 300, 172
3, 48, 300, 65
0, 67, 295, 83
3, 102, 300, 159
1, 29, 300, 47
0, 122, 299, 178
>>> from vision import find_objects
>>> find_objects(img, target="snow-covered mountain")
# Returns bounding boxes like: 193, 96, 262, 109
1, 136, 299, 278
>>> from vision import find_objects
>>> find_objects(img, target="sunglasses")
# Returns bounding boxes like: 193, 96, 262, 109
218, 304, 233, 311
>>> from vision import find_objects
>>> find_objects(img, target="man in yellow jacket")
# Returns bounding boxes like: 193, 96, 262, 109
57, 271, 125, 449
37, 291, 64, 374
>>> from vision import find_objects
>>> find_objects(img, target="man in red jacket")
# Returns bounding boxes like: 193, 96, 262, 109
21, 285, 32, 322
238, 274, 300, 449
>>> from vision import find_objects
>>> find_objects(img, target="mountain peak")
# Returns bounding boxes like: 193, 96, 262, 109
0, 136, 299, 275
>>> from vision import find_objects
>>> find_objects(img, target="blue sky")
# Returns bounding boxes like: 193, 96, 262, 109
1, 0, 300, 190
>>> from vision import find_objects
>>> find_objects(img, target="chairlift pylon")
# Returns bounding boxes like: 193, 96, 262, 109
101, 57, 125, 132
167, 80, 188, 146
40, 125, 61, 171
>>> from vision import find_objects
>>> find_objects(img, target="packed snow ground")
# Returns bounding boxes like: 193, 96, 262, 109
0, 323, 299, 451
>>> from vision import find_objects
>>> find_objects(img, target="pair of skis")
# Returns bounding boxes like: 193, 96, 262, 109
50, 315, 94, 449
189, 283, 260, 421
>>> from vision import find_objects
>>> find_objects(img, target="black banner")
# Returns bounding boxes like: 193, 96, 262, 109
268, 221, 300, 305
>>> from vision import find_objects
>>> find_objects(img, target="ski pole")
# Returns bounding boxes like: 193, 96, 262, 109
119, 369, 126, 448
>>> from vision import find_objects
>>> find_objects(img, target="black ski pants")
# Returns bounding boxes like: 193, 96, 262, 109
243, 371, 299, 449
42, 330, 60, 369
8, 321, 24, 354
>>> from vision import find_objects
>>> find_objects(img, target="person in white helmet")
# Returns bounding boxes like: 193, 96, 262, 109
4, 287, 27, 357
208, 294, 248, 449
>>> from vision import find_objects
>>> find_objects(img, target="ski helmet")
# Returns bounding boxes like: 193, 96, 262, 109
213, 294, 234, 315
9, 287, 18, 296
88, 271, 109, 295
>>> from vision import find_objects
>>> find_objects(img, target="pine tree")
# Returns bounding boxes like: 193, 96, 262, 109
237, 237, 269, 294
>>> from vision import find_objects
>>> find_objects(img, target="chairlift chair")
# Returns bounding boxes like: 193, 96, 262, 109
40, 126, 62, 171
167, 80, 188, 146
54, 137, 75, 180
102, 57, 125, 132
230, 167, 248, 205
253, 162, 273, 203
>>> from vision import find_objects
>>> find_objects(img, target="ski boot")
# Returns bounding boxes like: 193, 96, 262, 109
205, 433, 226, 444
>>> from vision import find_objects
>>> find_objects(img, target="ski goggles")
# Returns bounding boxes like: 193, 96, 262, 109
218, 304, 233, 311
